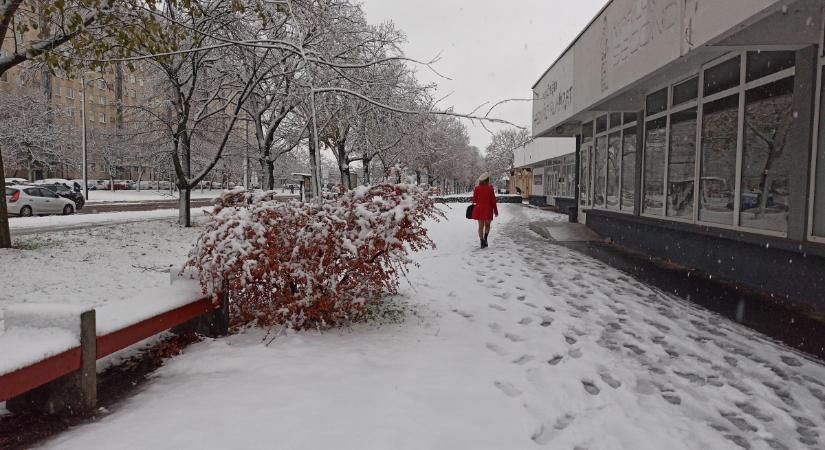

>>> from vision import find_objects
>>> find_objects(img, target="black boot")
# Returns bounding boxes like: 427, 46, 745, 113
484, 233, 489, 247
480, 238, 485, 249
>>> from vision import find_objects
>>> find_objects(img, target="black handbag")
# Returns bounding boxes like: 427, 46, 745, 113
465, 204, 475, 219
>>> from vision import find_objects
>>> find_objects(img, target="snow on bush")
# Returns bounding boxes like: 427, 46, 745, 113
185, 183, 444, 330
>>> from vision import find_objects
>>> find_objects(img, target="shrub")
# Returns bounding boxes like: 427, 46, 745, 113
185, 183, 444, 330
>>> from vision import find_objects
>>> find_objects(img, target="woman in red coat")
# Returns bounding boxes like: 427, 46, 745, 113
471, 173, 498, 248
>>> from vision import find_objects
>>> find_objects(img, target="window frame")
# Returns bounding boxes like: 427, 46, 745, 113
809, 13, 825, 244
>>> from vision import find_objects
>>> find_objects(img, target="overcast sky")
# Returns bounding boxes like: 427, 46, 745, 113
359, 0, 607, 152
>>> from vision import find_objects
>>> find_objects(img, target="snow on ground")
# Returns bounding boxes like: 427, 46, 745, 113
0, 218, 203, 312
34, 203, 825, 450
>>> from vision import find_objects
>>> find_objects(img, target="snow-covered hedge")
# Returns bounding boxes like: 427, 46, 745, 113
185, 184, 444, 330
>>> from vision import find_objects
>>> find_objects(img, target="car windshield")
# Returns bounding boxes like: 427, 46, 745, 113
50, 185, 70, 193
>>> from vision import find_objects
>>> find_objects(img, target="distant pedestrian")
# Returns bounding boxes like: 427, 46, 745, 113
471, 173, 498, 248
290, 185, 295, 195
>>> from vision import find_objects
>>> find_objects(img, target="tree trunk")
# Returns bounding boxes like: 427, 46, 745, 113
179, 186, 191, 227
266, 159, 275, 191
0, 145, 12, 248
363, 157, 371, 185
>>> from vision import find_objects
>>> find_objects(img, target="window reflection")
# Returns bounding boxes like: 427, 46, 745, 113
643, 117, 667, 215
740, 76, 794, 232
816, 67, 825, 237
607, 132, 621, 209
621, 127, 637, 212
700, 95, 739, 225
594, 137, 607, 207
668, 108, 697, 218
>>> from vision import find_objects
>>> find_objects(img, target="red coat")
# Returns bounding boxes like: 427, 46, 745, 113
471, 184, 498, 221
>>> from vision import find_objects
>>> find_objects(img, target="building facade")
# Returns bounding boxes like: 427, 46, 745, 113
511, 138, 577, 209
532, 0, 825, 311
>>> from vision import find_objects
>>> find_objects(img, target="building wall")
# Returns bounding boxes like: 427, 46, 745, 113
533, 0, 825, 311
533, 0, 796, 137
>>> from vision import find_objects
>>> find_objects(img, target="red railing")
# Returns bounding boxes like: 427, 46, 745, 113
0, 295, 218, 404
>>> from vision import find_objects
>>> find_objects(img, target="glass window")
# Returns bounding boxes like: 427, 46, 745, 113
646, 88, 668, 116
815, 67, 825, 237
580, 143, 591, 206
609, 113, 622, 129
746, 51, 795, 83
673, 77, 699, 106
582, 122, 593, 141
704, 56, 741, 97
594, 136, 607, 207
667, 108, 698, 218
699, 94, 739, 225
596, 115, 608, 134
606, 132, 621, 209
740, 76, 794, 232
623, 112, 638, 124
621, 126, 637, 212
643, 117, 667, 215
24, 188, 41, 197
66, 87, 74, 99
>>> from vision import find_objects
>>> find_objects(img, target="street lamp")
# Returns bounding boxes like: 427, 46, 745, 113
80, 73, 89, 200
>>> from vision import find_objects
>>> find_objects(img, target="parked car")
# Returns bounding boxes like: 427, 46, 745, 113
5, 185, 77, 216
42, 183, 85, 210
71, 179, 97, 191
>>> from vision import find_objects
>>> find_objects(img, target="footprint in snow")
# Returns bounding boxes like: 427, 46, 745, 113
516, 294, 527, 301
505, 333, 524, 343
513, 354, 534, 365
564, 335, 577, 345
518, 317, 533, 325
494, 381, 521, 398
599, 372, 622, 389
485, 342, 507, 356
488, 322, 502, 333
780, 355, 803, 367
568, 348, 582, 359
488, 303, 506, 312
531, 413, 575, 445
540, 318, 553, 327
451, 309, 473, 320
548, 355, 563, 365
581, 379, 600, 395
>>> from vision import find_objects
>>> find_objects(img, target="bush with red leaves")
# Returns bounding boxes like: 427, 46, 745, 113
185, 183, 444, 330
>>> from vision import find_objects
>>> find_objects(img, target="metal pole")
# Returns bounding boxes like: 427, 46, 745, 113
80, 75, 88, 199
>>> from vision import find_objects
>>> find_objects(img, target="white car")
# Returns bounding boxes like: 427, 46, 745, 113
4, 185, 77, 217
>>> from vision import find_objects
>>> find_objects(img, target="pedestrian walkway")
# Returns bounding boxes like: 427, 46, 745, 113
37, 204, 825, 450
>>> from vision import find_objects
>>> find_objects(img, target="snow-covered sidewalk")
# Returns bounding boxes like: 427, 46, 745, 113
84, 190, 223, 204
35, 204, 825, 449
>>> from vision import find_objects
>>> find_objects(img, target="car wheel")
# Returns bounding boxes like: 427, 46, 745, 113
63, 204, 75, 215
19, 206, 33, 217
76, 199, 85, 210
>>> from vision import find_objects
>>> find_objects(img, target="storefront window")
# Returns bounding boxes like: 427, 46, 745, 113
739, 76, 794, 232
606, 132, 621, 209
815, 67, 825, 238
704, 56, 741, 97
667, 108, 697, 218
621, 127, 637, 212
580, 122, 593, 206
594, 136, 607, 207
700, 94, 739, 225
643, 117, 667, 215
746, 51, 795, 83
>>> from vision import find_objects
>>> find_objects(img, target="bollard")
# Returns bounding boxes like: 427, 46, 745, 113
7, 309, 97, 415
